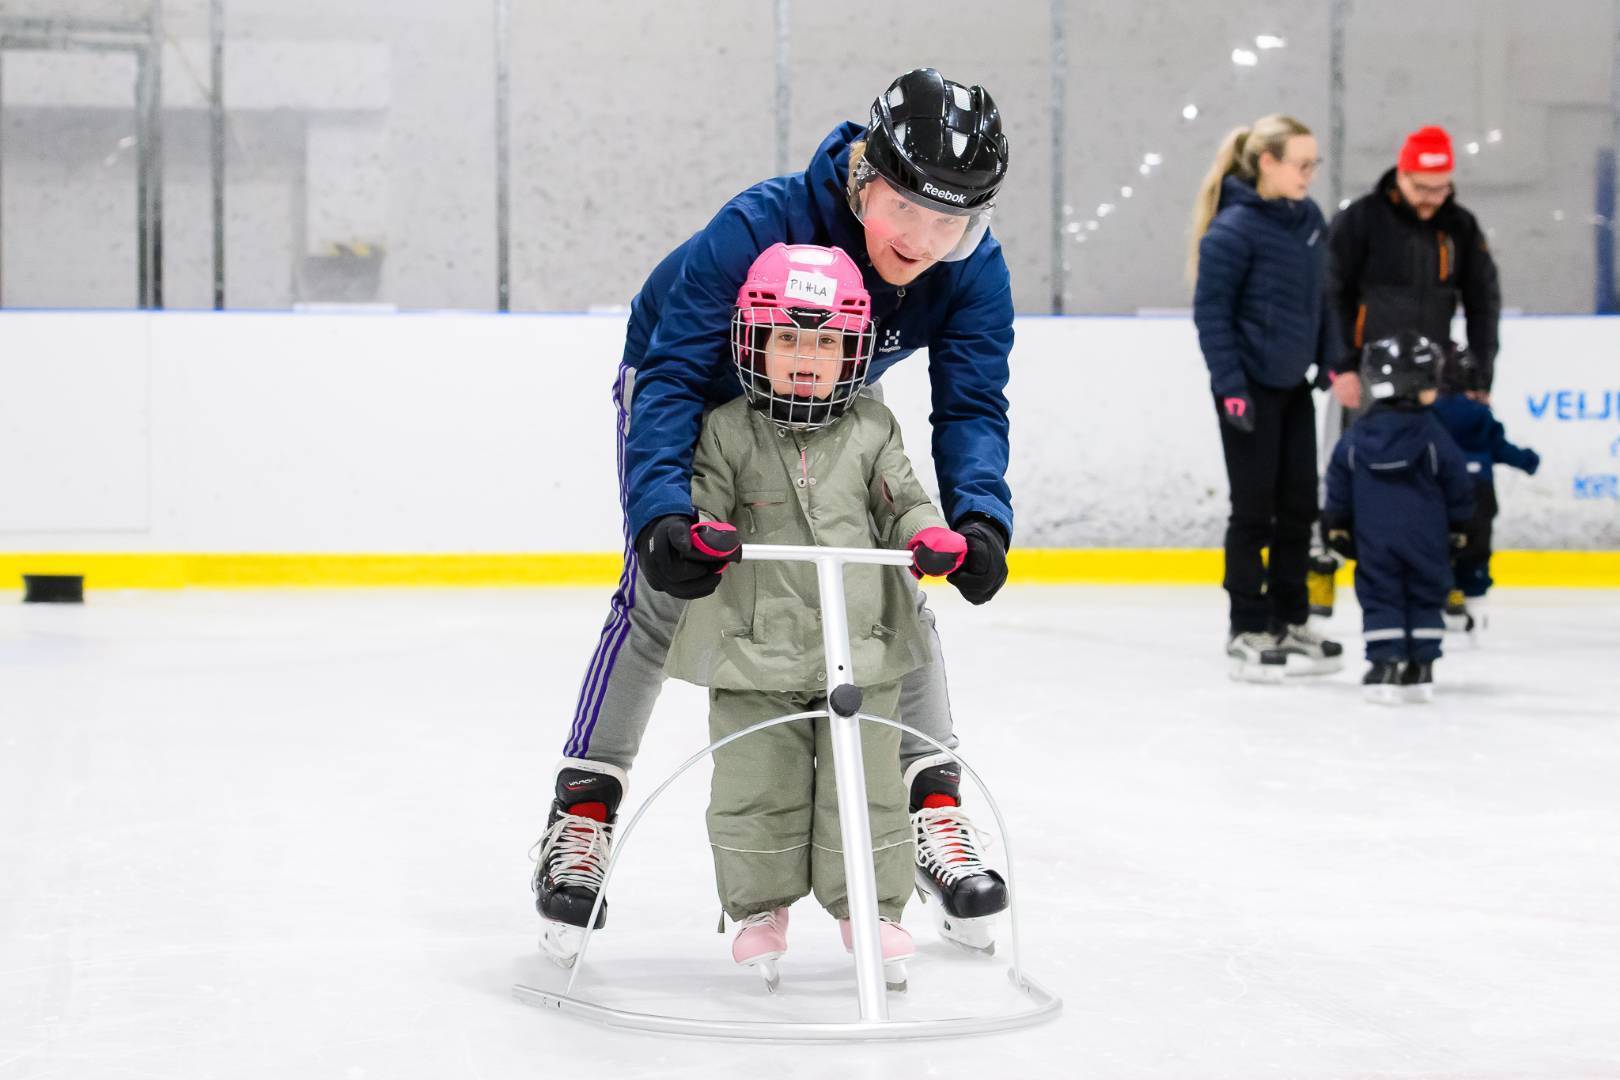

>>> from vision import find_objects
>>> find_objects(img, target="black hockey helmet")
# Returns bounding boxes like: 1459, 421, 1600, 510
1360, 332, 1444, 403
862, 68, 1009, 213
1437, 342, 1484, 394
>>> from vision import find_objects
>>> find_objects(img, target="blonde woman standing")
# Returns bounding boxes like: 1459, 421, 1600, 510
1191, 115, 1345, 682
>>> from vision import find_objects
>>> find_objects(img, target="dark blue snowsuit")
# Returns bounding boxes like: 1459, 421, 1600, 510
1324, 403, 1475, 662
1430, 393, 1539, 598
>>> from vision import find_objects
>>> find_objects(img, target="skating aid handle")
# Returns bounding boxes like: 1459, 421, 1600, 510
737, 543, 915, 568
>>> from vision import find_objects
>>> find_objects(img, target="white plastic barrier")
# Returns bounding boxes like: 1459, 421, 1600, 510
1, 311, 1615, 552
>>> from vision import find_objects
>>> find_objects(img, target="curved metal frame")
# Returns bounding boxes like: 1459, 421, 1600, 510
512, 713, 1060, 1040
513, 543, 1061, 1040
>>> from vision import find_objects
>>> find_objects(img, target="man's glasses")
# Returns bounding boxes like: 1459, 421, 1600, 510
1404, 176, 1452, 199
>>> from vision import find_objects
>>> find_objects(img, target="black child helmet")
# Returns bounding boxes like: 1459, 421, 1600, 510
1360, 332, 1444, 404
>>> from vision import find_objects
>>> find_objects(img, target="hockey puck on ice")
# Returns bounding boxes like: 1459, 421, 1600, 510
23, 574, 85, 604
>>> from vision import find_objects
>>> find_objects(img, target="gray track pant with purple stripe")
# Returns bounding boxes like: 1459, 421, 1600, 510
562, 366, 960, 773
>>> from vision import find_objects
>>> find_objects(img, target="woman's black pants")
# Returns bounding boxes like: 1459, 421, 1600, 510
1215, 381, 1319, 634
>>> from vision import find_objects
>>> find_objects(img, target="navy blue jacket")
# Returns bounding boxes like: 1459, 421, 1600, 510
1323, 404, 1474, 562
1193, 176, 1336, 397
1431, 392, 1539, 482
620, 122, 1015, 543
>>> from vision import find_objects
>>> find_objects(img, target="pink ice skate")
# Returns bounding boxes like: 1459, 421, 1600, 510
731, 907, 789, 993
838, 916, 914, 992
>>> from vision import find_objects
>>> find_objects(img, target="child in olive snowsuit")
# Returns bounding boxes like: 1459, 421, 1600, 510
660, 243, 967, 982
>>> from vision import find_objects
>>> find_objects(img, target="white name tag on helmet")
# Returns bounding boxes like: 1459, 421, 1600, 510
784, 270, 836, 305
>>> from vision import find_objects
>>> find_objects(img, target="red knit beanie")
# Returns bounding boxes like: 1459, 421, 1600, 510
1399, 126, 1454, 173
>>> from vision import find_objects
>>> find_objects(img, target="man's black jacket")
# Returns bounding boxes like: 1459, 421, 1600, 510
1326, 167, 1501, 386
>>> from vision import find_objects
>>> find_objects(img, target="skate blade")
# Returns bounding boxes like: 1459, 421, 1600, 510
1283, 654, 1345, 677
1362, 685, 1403, 706
916, 882, 999, 955
885, 960, 908, 993
1402, 684, 1435, 704
539, 920, 586, 969
744, 955, 782, 994
1229, 658, 1287, 684
938, 913, 998, 955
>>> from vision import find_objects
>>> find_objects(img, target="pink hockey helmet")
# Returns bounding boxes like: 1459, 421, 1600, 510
731, 243, 876, 430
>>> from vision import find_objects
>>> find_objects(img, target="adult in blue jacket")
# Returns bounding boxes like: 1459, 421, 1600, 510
532, 69, 1015, 966
1190, 113, 1344, 682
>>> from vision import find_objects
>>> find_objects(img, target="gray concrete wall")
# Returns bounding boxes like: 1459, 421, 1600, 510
1, 0, 1614, 314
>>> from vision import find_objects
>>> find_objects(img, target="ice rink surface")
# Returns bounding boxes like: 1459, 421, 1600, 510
2, 584, 1617, 1078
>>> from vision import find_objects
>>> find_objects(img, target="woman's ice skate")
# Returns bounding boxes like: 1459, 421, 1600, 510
1227, 631, 1287, 683
731, 907, 789, 993
1274, 623, 1345, 675
838, 916, 914, 992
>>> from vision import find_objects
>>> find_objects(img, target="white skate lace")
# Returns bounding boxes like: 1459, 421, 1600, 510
737, 909, 785, 932
1280, 624, 1328, 648
912, 806, 995, 887
1230, 631, 1276, 655
530, 813, 613, 892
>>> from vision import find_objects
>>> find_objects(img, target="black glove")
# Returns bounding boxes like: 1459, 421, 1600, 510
1325, 527, 1357, 561
1218, 393, 1255, 434
947, 515, 1009, 605
635, 514, 740, 599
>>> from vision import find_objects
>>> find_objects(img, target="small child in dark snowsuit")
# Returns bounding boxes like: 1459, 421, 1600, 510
1323, 333, 1474, 703
1429, 347, 1539, 630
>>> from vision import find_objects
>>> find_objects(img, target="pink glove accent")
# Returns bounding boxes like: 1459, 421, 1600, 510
689, 521, 742, 569
1221, 396, 1247, 419
908, 526, 968, 579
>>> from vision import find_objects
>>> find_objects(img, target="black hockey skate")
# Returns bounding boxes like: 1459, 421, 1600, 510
1362, 661, 1404, 705
531, 759, 627, 968
1399, 660, 1435, 703
904, 754, 1007, 956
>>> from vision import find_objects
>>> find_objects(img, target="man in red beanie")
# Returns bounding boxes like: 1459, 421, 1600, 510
1323, 124, 1500, 409
1306, 125, 1501, 617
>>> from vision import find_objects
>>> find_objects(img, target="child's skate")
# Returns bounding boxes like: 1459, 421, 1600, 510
839, 916, 914, 992
1362, 660, 1404, 705
1400, 660, 1435, 703
1307, 552, 1340, 619
731, 907, 789, 993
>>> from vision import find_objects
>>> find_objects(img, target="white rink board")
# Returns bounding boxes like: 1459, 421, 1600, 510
0, 311, 1616, 551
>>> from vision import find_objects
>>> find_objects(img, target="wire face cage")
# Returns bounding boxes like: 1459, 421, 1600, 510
731, 304, 876, 432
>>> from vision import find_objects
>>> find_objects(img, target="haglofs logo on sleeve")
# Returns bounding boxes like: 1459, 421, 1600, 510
880, 328, 903, 353
922, 182, 968, 206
